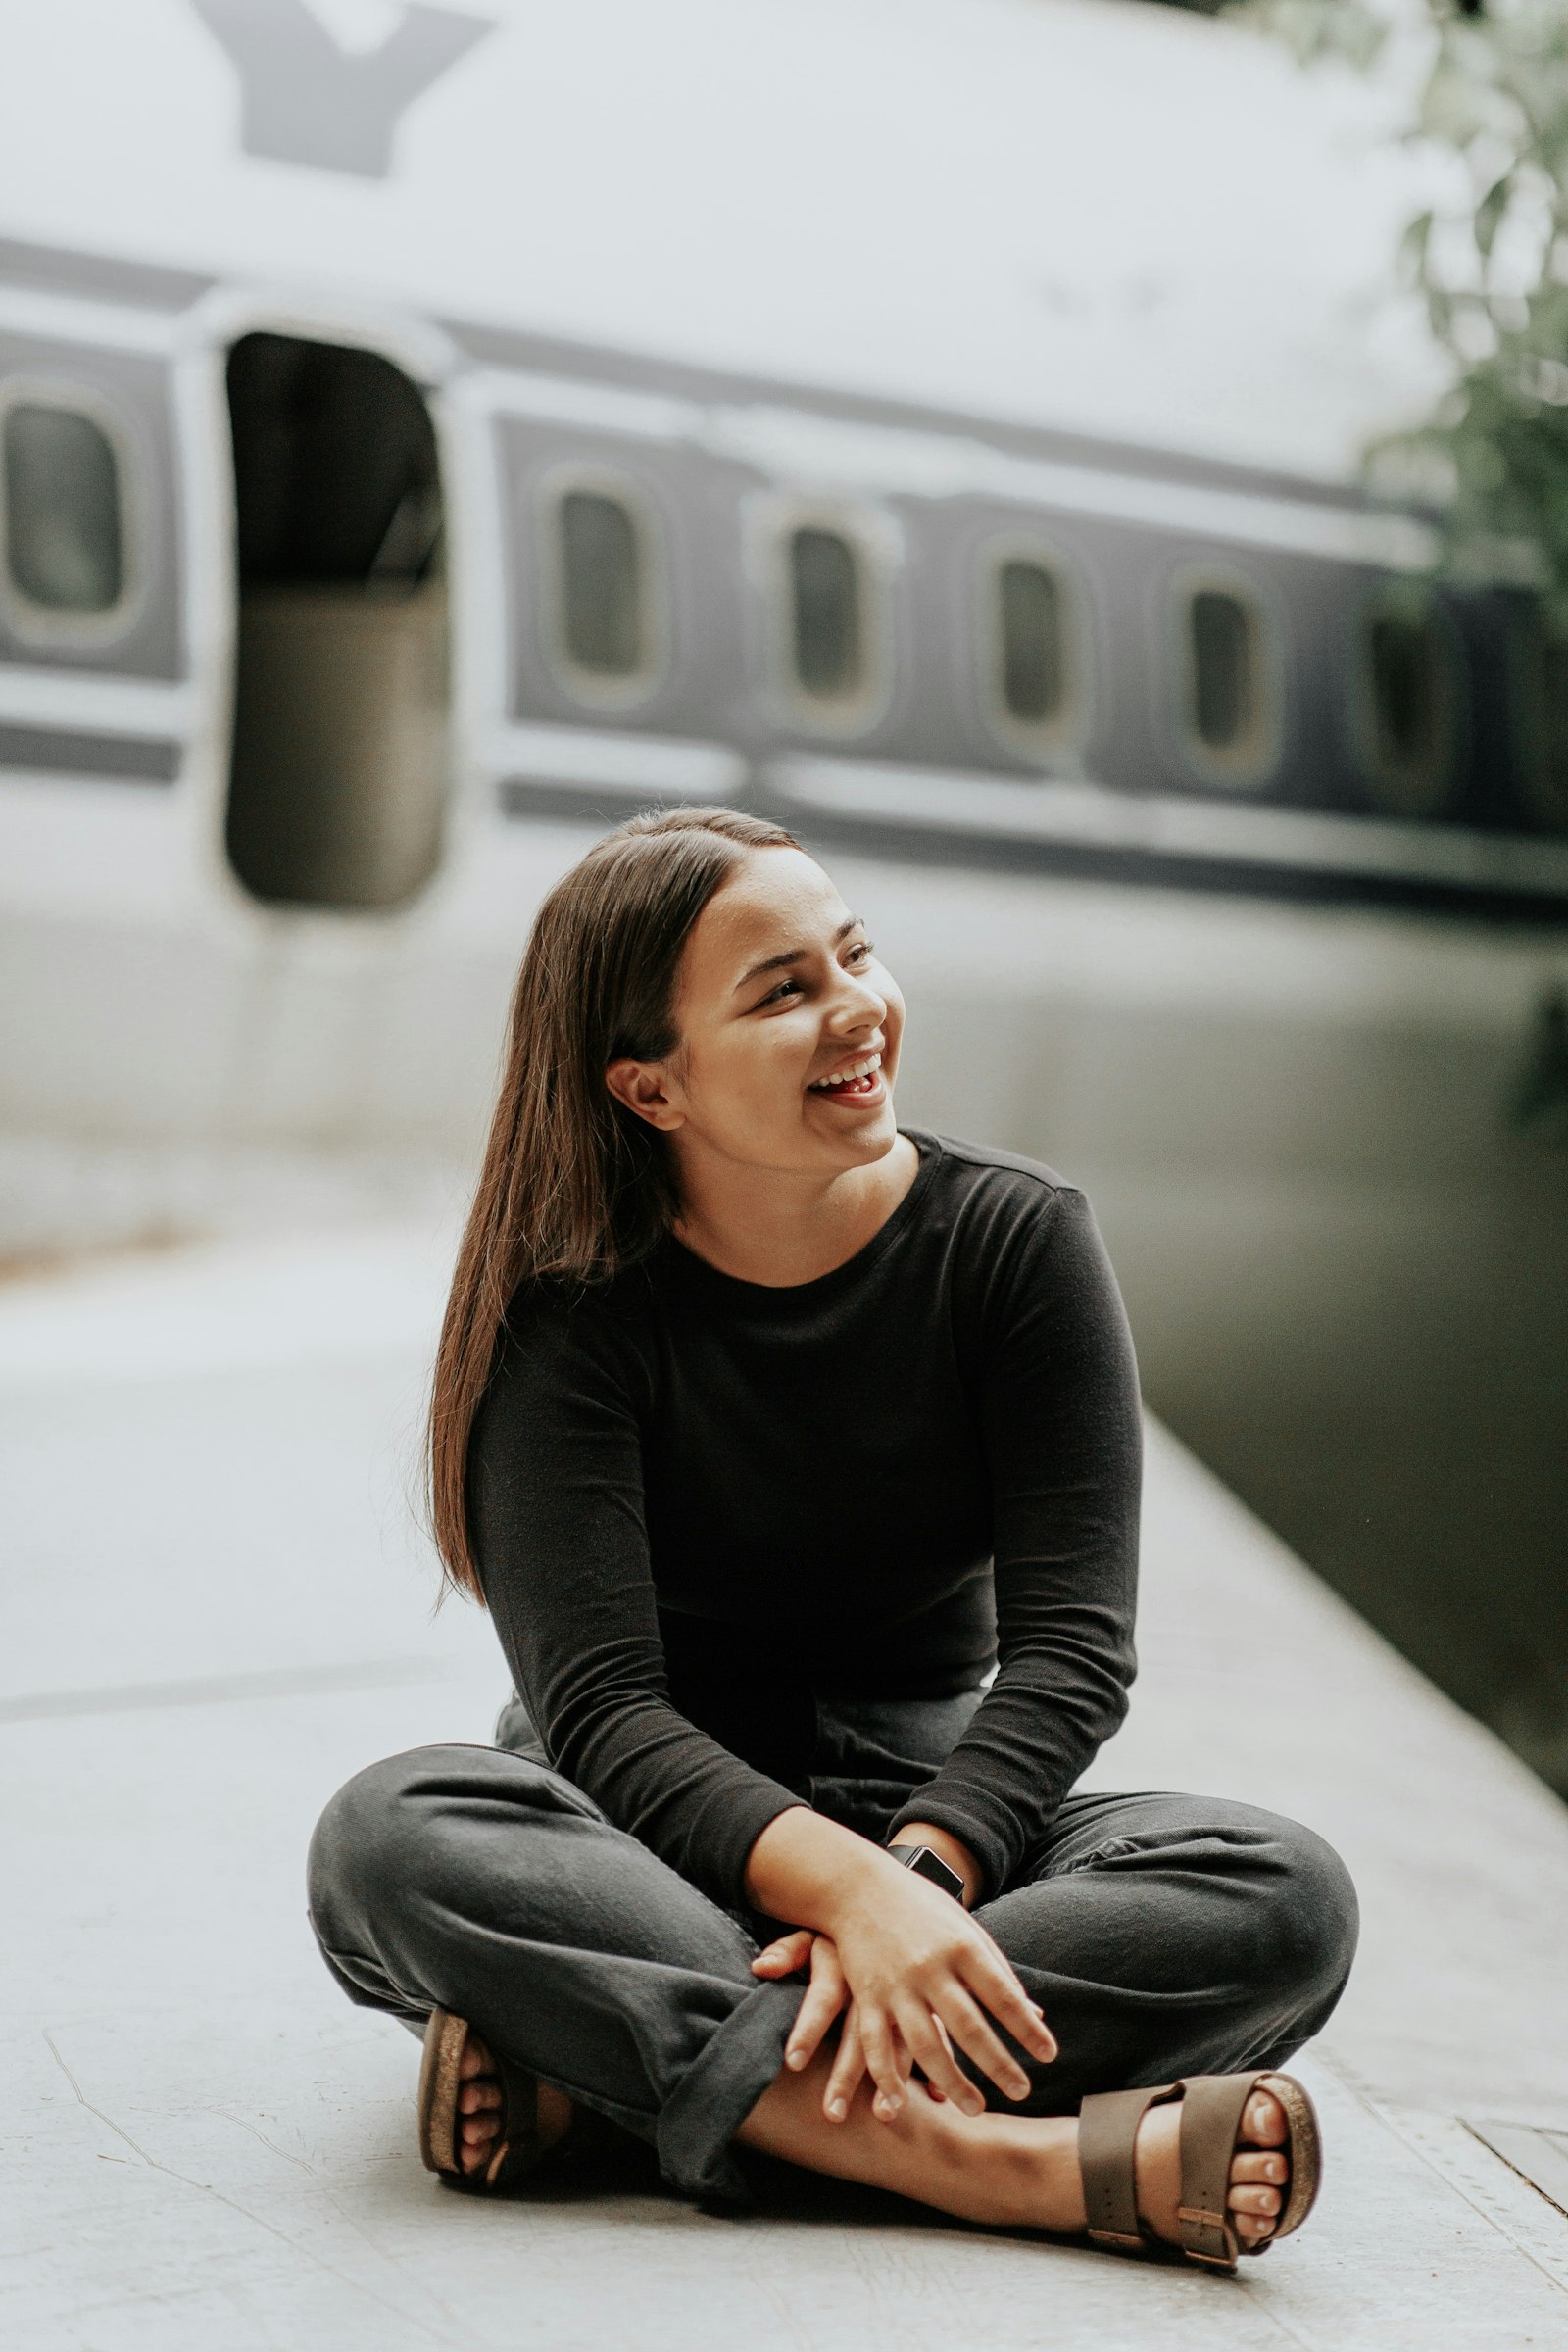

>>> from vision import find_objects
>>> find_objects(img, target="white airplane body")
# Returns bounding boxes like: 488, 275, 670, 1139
1, 0, 1564, 1783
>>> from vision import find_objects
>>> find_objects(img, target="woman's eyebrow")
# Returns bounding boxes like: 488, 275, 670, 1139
734, 915, 861, 993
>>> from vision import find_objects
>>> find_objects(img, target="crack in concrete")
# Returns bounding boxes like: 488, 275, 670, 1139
41, 2030, 466, 2351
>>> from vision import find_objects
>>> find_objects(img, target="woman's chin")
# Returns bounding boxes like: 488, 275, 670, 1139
808, 1098, 901, 1161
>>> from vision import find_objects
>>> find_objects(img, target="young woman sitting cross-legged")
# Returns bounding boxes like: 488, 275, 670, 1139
308, 807, 1356, 2270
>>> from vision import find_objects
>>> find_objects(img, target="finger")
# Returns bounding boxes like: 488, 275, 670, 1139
1231, 2150, 1288, 2186
858, 2007, 910, 2121
785, 1943, 848, 2072
823, 2008, 867, 2123
934, 1983, 1034, 2102
894, 2000, 985, 2116
751, 1929, 814, 1978
920, 2014, 954, 2100
959, 1947, 1057, 2064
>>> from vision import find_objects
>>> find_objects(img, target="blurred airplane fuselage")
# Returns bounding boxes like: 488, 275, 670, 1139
1, 0, 1566, 1787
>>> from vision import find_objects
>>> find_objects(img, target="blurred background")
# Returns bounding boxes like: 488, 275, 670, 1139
2, 0, 1565, 1797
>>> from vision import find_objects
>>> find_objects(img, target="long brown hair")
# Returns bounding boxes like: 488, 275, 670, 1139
427, 804, 800, 1598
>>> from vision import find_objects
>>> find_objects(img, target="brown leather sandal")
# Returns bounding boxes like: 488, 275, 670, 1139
1077, 2070, 1321, 2272
416, 2007, 550, 2193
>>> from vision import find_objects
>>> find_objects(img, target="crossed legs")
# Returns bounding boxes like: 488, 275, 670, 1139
308, 1747, 1356, 2227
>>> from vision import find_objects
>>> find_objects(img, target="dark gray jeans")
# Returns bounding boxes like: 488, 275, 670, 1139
307, 1691, 1357, 2206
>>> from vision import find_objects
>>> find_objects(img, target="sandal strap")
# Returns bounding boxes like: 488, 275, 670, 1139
1078, 2083, 1178, 2252
1173, 2071, 1267, 2269
484, 2047, 545, 2184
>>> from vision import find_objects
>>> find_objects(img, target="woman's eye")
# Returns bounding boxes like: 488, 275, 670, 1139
761, 977, 803, 1005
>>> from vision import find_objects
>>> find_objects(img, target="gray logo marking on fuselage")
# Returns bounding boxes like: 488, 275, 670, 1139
190, 0, 495, 178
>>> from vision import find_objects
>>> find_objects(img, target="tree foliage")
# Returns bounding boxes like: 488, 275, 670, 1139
1236, 0, 1568, 613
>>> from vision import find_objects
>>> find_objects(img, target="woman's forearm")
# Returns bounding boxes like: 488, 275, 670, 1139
744, 1806, 983, 1927
744, 1804, 907, 1931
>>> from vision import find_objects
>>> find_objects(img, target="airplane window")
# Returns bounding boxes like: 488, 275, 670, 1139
1364, 606, 1454, 814
1191, 590, 1253, 749
999, 558, 1067, 726
3, 399, 124, 614
557, 488, 647, 678
1180, 582, 1275, 782
790, 525, 863, 701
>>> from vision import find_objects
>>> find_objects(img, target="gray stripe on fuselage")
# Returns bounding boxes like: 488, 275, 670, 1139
0, 721, 182, 781
0, 228, 1381, 520
0, 236, 213, 315
444, 316, 1377, 518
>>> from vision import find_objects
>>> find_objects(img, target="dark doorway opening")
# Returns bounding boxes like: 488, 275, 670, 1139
223, 332, 450, 910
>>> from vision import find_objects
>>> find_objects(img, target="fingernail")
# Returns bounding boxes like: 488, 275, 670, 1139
827, 2097, 847, 2121
786, 2047, 805, 2069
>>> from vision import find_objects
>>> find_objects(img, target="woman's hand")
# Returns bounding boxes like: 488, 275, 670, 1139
818, 1864, 1054, 2122
751, 1928, 851, 2070
747, 1887, 1056, 2124
752, 1928, 935, 2105
744, 1808, 1056, 2124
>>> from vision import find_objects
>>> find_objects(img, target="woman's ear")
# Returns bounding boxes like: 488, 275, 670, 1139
605, 1058, 685, 1131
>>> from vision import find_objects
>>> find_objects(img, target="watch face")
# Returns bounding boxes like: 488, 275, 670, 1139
893, 1843, 965, 1900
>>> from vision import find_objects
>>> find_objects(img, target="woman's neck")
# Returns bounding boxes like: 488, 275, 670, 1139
671, 1133, 921, 1288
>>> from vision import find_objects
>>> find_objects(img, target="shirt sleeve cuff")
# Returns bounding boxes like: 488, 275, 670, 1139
707, 1782, 813, 1915
884, 1794, 1021, 1906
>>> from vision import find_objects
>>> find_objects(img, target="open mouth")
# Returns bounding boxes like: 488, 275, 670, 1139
808, 1050, 885, 1102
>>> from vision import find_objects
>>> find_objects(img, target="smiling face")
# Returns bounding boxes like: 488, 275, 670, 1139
604, 845, 906, 1180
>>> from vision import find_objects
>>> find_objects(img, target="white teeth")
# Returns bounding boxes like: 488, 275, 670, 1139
811, 1052, 882, 1091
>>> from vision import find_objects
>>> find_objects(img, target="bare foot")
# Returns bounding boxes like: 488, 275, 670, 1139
738, 2040, 1299, 2260
454, 2033, 574, 2177
1134, 2085, 1290, 2249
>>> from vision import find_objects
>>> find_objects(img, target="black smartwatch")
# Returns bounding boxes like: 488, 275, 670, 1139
888, 1842, 966, 1902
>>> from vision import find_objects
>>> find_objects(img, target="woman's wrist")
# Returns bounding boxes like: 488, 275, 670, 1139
889, 1820, 983, 1909
744, 1804, 906, 1933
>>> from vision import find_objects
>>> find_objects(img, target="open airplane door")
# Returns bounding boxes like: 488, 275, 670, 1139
221, 328, 451, 914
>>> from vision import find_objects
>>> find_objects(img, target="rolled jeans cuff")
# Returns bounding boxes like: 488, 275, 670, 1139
655, 1975, 806, 2205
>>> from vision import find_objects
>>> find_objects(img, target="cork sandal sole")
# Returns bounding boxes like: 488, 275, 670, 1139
1078, 2068, 1322, 2273
416, 2006, 545, 2193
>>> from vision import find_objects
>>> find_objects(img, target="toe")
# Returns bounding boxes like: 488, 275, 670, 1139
461, 2115, 503, 2169
1234, 2211, 1277, 2243
459, 2080, 502, 2115
1229, 2183, 1282, 2218
459, 2034, 494, 2080
1243, 2089, 1288, 2147
1231, 2149, 1288, 2186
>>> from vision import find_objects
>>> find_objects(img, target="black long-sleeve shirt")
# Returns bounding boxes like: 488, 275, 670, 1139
467, 1129, 1142, 1911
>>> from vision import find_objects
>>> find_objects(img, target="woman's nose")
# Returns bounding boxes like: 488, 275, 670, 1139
827, 965, 887, 1033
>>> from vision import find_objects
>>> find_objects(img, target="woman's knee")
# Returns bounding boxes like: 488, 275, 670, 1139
307, 1745, 453, 1939
307, 1740, 596, 1936
1245, 1808, 1359, 2002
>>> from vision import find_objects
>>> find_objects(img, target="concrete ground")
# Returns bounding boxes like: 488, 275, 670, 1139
5, 1224, 1568, 2350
